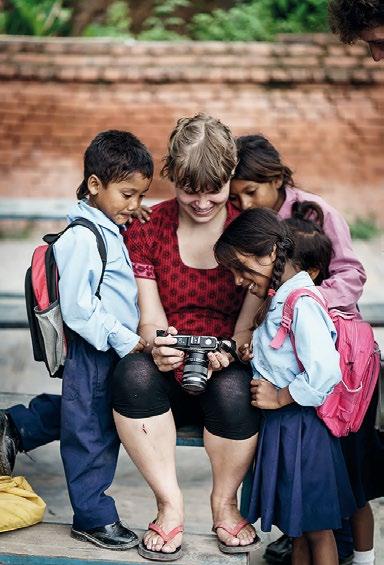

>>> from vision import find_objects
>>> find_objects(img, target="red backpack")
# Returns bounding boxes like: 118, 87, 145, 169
270, 288, 381, 437
25, 218, 106, 378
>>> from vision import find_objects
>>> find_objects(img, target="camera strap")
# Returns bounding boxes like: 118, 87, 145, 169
219, 338, 240, 362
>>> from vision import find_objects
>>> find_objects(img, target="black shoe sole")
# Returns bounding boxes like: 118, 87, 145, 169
0, 414, 13, 476
71, 529, 139, 551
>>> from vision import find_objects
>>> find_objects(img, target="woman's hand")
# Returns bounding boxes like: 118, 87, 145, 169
250, 379, 294, 409
152, 326, 184, 372
207, 350, 232, 374
127, 205, 152, 224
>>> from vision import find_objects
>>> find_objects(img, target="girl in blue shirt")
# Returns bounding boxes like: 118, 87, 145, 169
214, 207, 356, 565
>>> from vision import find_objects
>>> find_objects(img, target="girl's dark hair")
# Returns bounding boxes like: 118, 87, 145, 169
214, 207, 295, 326
285, 201, 333, 285
77, 130, 153, 200
233, 134, 294, 191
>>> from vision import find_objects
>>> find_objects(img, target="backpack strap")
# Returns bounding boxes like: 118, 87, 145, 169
270, 288, 328, 350
68, 218, 107, 299
43, 217, 107, 299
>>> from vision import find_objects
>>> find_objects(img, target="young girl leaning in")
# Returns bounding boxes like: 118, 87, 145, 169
214, 206, 357, 565
231, 135, 379, 565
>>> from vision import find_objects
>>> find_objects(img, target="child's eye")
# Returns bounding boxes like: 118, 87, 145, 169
123, 194, 133, 199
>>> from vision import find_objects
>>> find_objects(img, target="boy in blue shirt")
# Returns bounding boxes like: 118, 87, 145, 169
10, 130, 153, 550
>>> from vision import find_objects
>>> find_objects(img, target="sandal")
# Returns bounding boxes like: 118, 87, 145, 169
138, 522, 184, 562
212, 518, 261, 554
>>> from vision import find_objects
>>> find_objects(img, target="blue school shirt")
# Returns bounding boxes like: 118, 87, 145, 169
251, 271, 341, 407
53, 200, 140, 357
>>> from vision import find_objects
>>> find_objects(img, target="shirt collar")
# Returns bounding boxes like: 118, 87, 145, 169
67, 199, 121, 235
277, 186, 297, 220
270, 271, 315, 307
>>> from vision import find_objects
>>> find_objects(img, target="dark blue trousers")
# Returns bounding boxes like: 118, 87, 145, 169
10, 337, 121, 531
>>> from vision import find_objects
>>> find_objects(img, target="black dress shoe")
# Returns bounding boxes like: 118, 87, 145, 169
71, 520, 139, 550
263, 535, 292, 564
263, 534, 353, 565
0, 410, 20, 476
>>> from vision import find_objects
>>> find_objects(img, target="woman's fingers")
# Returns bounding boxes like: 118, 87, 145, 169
207, 351, 230, 371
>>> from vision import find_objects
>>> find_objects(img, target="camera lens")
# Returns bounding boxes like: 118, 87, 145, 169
181, 350, 209, 394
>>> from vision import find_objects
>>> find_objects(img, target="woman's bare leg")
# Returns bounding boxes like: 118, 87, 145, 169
204, 429, 258, 547
113, 409, 183, 554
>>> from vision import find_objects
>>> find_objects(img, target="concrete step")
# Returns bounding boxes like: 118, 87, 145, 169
0, 522, 251, 565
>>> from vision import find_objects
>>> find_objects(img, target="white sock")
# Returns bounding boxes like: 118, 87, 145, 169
352, 548, 375, 564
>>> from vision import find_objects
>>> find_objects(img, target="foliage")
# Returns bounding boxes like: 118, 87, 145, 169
0, 0, 330, 39
1, 0, 71, 36
82, 1, 131, 37
349, 217, 381, 241
137, 0, 189, 41
190, 0, 329, 41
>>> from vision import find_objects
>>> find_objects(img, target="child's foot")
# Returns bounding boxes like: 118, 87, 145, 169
71, 520, 139, 550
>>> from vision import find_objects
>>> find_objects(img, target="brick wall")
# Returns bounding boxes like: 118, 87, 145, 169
0, 35, 383, 224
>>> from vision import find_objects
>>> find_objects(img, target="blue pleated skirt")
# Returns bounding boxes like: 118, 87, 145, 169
247, 403, 357, 538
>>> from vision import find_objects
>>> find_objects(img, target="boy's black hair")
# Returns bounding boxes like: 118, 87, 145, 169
77, 130, 153, 199
284, 201, 333, 285
329, 0, 384, 43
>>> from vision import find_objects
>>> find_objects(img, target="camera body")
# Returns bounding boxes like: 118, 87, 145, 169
156, 330, 235, 394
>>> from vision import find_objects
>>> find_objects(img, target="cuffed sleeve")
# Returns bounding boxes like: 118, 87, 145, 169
54, 226, 140, 356
319, 207, 366, 311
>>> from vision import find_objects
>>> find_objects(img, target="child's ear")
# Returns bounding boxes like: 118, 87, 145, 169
307, 267, 320, 282
272, 177, 283, 190
88, 175, 103, 196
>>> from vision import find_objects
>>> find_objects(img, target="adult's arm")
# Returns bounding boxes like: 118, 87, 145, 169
232, 292, 263, 350
136, 277, 185, 370
319, 206, 366, 311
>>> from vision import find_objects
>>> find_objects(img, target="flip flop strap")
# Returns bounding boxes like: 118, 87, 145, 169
148, 522, 184, 543
213, 518, 249, 537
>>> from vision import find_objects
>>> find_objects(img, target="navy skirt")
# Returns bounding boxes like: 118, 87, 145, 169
341, 385, 384, 507
247, 403, 356, 538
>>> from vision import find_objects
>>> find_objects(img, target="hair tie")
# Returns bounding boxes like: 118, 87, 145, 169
267, 288, 276, 297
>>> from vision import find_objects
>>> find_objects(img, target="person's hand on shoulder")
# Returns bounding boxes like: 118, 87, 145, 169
152, 326, 184, 372
126, 205, 152, 224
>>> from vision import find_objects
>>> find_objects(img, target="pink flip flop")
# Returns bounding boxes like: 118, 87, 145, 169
138, 522, 184, 562
213, 518, 261, 554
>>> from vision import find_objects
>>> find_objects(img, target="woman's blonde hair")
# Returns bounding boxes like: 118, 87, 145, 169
161, 113, 237, 193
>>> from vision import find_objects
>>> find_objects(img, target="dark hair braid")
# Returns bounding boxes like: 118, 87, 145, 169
254, 236, 294, 326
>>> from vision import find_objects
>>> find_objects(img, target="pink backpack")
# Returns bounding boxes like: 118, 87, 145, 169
270, 288, 381, 437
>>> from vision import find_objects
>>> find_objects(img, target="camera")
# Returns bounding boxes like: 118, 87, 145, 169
156, 330, 236, 394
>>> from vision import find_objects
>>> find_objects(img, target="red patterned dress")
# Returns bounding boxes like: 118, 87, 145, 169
125, 198, 245, 342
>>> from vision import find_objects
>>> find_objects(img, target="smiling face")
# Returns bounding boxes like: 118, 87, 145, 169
230, 251, 276, 299
360, 25, 384, 61
229, 178, 284, 212
88, 172, 151, 225
175, 183, 230, 224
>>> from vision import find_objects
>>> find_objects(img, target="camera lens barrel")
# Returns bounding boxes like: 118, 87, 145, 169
181, 350, 209, 394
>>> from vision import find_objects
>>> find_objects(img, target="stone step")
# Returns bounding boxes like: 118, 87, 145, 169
0, 522, 250, 565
